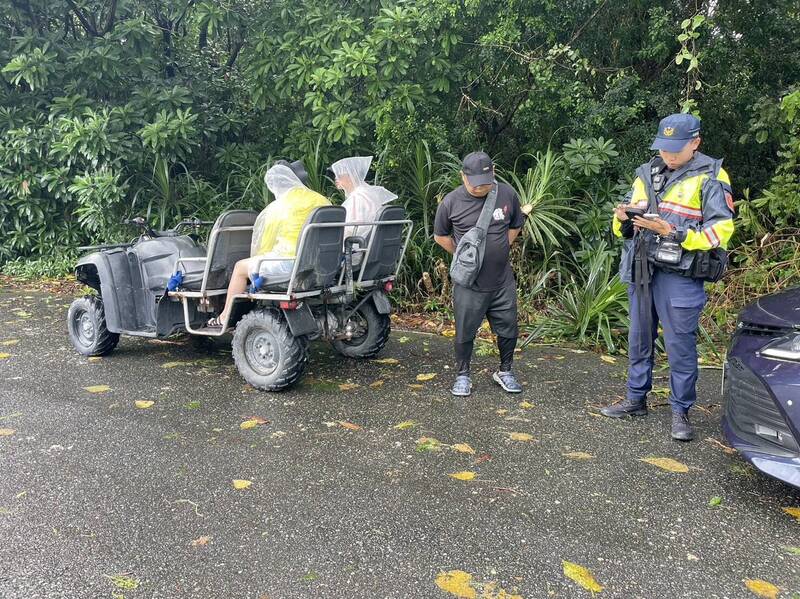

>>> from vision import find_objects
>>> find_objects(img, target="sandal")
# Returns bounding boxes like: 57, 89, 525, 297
206, 316, 223, 328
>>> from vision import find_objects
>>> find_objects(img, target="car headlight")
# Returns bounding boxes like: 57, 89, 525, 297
760, 333, 800, 362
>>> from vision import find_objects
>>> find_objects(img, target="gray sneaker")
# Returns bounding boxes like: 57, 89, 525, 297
451, 375, 472, 397
493, 370, 523, 393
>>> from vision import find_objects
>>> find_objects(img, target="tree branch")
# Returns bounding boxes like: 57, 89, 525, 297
10, 0, 42, 33
174, 0, 195, 30
567, 0, 609, 46
225, 40, 245, 69
65, 0, 99, 36
101, 0, 119, 35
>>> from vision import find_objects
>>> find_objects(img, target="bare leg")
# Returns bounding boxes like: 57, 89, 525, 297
217, 259, 251, 324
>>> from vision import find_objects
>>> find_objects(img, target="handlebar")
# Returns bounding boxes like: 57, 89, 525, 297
122, 217, 214, 237
174, 218, 214, 232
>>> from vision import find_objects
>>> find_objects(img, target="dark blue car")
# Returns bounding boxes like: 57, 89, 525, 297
723, 286, 800, 489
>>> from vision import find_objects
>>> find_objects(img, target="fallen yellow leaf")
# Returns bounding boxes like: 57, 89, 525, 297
495, 409, 508, 415
452, 443, 476, 454
448, 471, 477, 481
508, 432, 534, 442
190, 535, 212, 547
338, 382, 360, 391
0, 340, 18, 346
162, 361, 194, 368
782, 507, 800, 521
640, 457, 689, 473
563, 451, 595, 460
240, 419, 258, 430
407, 384, 424, 390
600, 355, 617, 364
338, 421, 362, 431
232, 479, 252, 490
84, 385, 111, 393
373, 358, 399, 365
0, 428, 15, 436
135, 400, 154, 409
105, 574, 139, 590
435, 570, 476, 598
0, 353, 12, 360
441, 329, 457, 338
369, 380, 385, 388
519, 401, 534, 409
416, 373, 437, 381
563, 560, 603, 593
744, 579, 779, 599
416, 437, 441, 451
393, 420, 416, 430
87, 356, 102, 363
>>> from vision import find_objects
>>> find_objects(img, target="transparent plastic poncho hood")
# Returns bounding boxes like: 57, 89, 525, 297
250, 164, 308, 257
331, 156, 397, 239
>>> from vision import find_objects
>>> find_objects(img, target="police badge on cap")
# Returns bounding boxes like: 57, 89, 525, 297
650, 114, 702, 152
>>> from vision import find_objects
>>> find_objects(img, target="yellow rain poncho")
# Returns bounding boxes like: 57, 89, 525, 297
251, 164, 330, 259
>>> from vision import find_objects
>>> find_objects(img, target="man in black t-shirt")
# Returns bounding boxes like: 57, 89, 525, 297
434, 151, 525, 397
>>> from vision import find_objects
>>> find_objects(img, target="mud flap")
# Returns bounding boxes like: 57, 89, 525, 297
371, 290, 392, 315
282, 303, 317, 337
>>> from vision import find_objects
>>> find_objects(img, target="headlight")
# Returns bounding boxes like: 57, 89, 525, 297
760, 333, 800, 362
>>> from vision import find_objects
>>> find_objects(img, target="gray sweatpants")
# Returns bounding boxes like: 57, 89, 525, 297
453, 283, 518, 375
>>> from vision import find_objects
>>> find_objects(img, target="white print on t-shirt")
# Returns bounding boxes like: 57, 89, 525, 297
492, 208, 504, 221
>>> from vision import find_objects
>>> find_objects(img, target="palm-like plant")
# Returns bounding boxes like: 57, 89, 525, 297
523, 242, 628, 352
500, 149, 577, 252
399, 139, 437, 237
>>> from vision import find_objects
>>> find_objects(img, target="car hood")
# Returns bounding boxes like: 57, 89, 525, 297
739, 286, 800, 328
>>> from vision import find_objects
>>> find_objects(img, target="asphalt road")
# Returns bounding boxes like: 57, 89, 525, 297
1, 288, 798, 599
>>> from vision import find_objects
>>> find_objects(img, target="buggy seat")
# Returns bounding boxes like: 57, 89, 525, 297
252, 205, 346, 293
354, 205, 407, 286
179, 210, 257, 292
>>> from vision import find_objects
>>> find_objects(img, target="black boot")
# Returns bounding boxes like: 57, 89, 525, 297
600, 397, 648, 418
671, 411, 694, 441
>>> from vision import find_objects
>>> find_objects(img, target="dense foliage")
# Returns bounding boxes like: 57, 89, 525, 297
1, 0, 798, 350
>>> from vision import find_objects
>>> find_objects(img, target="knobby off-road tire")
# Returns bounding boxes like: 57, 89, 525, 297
332, 301, 391, 359
67, 296, 120, 356
232, 309, 308, 391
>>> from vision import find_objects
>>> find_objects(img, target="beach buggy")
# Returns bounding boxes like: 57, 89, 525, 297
67, 205, 411, 391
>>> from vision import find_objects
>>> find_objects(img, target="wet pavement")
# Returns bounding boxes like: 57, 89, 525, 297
1, 288, 798, 598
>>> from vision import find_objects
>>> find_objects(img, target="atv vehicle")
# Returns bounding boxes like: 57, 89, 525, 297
67, 206, 411, 391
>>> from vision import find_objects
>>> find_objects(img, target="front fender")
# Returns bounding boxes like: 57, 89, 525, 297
75, 250, 128, 333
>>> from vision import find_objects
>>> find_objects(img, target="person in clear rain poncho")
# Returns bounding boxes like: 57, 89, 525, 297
331, 156, 397, 263
207, 163, 330, 328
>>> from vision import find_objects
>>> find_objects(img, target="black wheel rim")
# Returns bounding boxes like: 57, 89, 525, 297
245, 327, 280, 376
72, 309, 95, 348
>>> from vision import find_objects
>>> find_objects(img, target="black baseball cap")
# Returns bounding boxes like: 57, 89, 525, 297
275, 159, 311, 186
462, 151, 495, 186
650, 113, 702, 152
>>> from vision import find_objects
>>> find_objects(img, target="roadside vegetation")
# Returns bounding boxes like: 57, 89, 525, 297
1, 0, 798, 353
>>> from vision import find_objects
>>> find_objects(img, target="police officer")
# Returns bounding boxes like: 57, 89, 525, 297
601, 114, 735, 441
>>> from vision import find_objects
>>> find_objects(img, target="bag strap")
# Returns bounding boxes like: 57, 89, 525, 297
475, 184, 498, 234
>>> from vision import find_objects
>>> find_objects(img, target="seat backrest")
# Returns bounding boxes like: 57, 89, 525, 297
359, 205, 406, 282
205, 209, 258, 289
291, 206, 346, 292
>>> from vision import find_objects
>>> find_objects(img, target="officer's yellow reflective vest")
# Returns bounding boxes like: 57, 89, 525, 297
612, 152, 735, 283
